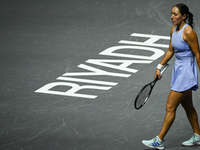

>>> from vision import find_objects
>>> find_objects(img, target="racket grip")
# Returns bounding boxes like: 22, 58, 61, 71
160, 63, 169, 75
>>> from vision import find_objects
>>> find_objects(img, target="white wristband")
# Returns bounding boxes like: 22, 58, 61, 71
157, 64, 163, 70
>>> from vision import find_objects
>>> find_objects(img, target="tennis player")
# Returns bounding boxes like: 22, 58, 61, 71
142, 3, 200, 149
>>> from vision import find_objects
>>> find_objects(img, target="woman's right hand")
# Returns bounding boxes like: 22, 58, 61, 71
155, 69, 162, 80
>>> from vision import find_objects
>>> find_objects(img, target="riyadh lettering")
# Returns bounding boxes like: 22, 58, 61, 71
35, 33, 170, 99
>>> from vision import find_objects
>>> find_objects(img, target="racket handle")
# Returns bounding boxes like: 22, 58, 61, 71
160, 63, 169, 75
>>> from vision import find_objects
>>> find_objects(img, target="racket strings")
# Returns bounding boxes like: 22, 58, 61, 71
135, 85, 151, 108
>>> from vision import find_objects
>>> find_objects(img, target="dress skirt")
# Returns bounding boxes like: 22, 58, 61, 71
171, 56, 198, 92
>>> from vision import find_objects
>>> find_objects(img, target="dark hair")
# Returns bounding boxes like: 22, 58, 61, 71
173, 3, 194, 29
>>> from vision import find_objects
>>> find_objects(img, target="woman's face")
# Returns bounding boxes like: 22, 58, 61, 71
171, 6, 186, 26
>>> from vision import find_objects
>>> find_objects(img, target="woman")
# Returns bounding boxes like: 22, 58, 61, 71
142, 3, 200, 150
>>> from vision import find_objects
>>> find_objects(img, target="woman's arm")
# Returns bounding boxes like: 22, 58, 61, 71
155, 26, 175, 79
183, 26, 200, 70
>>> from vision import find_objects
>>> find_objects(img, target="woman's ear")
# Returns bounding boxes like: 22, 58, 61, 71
182, 14, 187, 20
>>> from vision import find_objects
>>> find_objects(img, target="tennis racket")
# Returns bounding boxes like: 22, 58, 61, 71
134, 64, 169, 110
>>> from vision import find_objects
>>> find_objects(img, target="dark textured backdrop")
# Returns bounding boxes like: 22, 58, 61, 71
1, 0, 200, 149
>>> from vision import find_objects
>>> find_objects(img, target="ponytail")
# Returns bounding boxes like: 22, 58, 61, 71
188, 11, 194, 29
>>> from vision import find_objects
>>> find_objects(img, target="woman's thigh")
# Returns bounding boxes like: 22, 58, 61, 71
166, 90, 190, 110
181, 90, 194, 110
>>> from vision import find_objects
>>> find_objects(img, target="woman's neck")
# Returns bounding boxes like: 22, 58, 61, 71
177, 21, 186, 31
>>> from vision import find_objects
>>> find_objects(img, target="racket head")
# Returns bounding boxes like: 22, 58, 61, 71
134, 83, 153, 109
134, 63, 169, 110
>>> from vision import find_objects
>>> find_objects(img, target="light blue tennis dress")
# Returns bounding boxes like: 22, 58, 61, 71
171, 24, 198, 92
